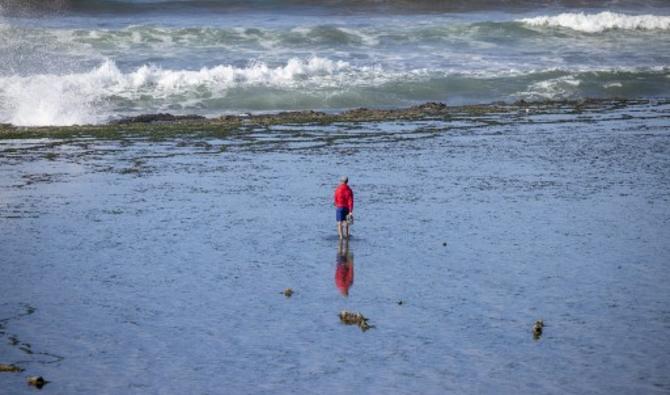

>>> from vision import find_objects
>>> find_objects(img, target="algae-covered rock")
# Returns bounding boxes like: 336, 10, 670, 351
282, 288, 294, 297
0, 98, 656, 140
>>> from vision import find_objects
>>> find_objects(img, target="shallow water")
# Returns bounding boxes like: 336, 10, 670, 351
1, 102, 670, 394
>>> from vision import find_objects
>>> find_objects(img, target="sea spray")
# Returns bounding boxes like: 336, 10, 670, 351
0, 57, 358, 126
0, 60, 124, 126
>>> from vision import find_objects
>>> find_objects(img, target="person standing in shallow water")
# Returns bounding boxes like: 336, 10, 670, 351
334, 176, 354, 239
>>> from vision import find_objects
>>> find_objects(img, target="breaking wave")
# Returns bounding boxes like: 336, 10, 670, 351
518, 11, 670, 33
2, 7, 670, 126
1, 57, 667, 126
0, 57, 378, 126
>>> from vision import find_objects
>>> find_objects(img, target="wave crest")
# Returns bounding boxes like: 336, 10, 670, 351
518, 11, 670, 33
0, 57, 365, 126
1, 58, 668, 126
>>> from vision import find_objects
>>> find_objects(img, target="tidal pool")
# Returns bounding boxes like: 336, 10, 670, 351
1, 103, 669, 394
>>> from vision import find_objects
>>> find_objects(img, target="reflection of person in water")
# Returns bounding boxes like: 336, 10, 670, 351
335, 239, 354, 296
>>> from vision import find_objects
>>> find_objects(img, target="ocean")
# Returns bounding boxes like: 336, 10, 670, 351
1, 2, 670, 394
1, 0, 669, 125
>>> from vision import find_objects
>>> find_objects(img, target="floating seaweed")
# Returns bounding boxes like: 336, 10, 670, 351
339, 311, 374, 332
532, 320, 545, 339
0, 364, 24, 373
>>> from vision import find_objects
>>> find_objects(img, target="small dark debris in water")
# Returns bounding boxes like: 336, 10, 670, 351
27, 376, 48, 389
193, 141, 213, 149
21, 173, 53, 185
532, 320, 544, 339
397, 300, 404, 305
442, 242, 447, 247
282, 288, 294, 297
339, 311, 374, 332
119, 167, 141, 175
0, 363, 24, 372
19, 345, 33, 354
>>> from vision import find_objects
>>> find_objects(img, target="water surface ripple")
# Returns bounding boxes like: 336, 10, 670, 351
1, 102, 669, 393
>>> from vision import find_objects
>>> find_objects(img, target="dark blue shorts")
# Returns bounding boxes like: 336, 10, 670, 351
336, 207, 349, 222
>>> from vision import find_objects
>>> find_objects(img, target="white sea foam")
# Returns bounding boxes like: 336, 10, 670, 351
0, 57, 666, 126
516, 75, 582, 99
604, 82, 623, 88
518, 11, 670, 33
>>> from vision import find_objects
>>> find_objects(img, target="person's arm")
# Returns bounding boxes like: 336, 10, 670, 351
348, 189, 354, 213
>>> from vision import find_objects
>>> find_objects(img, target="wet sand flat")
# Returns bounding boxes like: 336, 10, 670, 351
1, 101, 669, 393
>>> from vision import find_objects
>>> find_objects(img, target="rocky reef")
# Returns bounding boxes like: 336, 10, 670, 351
0, 98, 652, 140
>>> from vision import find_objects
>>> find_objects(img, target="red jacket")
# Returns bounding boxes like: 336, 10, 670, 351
334, 184, 354, 211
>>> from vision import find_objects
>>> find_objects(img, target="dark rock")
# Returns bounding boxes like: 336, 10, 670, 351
411, 102, 447, 113
27, 376, 48, 388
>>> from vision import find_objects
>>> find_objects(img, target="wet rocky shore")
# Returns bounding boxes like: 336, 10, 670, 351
0, 98, 657, 140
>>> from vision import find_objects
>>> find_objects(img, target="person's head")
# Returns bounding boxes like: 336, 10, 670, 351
340, 176, 348, 184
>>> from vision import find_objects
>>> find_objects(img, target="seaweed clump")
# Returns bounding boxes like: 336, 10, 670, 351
0, 363, 24, 372
339, 310, 373, 332
27, 375, 48, 389
532, 320, 545, 340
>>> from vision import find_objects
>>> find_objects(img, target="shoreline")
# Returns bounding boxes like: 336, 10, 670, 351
0, 98, 664, 140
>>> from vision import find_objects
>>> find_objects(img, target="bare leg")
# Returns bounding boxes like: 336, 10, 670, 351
337, 222, 343, 239
344, 222, 350, 239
